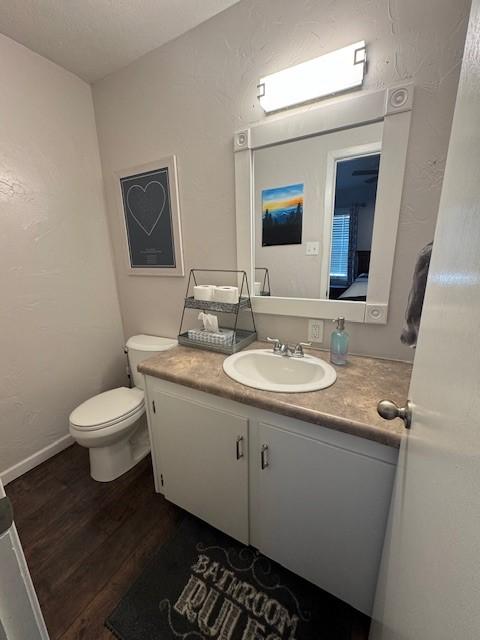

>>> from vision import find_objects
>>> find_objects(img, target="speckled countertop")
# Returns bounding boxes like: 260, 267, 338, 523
139, 342, 412, 448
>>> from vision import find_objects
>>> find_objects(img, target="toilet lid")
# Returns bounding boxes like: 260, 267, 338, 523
69, 387, 144, 430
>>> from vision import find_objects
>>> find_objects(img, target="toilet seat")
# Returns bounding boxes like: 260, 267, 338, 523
69, 387, 145, 431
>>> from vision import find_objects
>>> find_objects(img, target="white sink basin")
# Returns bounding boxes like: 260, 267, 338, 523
223, 349, 337, 393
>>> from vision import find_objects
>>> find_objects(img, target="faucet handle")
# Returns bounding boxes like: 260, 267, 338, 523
266, 337, 283, 353
292, 342, 311, 358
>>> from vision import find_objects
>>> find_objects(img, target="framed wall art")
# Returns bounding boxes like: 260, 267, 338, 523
116, 156, 184, 276
261, 183, 304, 246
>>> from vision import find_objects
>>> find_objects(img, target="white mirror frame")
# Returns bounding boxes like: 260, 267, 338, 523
234, 84, 413, 324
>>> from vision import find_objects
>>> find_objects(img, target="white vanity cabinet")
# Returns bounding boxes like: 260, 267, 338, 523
145, 375, 398, 615
249, 421, 395, 613
147, 386, 249, 543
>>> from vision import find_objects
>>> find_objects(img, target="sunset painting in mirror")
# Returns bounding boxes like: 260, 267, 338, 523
262, 183, 304, 246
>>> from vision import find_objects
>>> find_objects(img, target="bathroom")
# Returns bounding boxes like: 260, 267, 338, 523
0, 0, 479, 638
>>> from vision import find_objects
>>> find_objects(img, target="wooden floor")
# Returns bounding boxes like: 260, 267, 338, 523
6, 445, 181, 639
6, 444, 370, 639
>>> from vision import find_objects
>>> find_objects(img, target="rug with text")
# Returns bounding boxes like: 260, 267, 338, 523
105, 515, 367, 639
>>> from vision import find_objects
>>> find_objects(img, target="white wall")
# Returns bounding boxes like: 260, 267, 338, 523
93, 0, 470, 362
0, 34, 125, 481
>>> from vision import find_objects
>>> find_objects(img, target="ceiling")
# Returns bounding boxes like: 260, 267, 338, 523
0, 0, 241, 83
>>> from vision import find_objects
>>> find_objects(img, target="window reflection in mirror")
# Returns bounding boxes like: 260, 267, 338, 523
328, 153, 380, 301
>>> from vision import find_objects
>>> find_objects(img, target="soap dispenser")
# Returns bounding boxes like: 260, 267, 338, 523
330, 317, 349, 365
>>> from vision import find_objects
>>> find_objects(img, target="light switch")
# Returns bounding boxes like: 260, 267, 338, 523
306, 241, 320, 256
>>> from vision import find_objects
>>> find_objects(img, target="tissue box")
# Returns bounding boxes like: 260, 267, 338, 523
187, 328, 234, 346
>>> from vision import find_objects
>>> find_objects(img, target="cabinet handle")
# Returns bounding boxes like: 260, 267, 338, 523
260, 444, 269, 470
236, 436, 244, 460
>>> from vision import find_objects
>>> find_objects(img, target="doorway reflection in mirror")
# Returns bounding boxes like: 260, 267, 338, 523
328, 154, 380, 301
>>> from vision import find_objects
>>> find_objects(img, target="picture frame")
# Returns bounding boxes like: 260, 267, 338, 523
261, 183, 304, 246
116, 156, 184, 276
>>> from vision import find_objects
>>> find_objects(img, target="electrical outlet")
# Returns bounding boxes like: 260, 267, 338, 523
308, 319, 324, 343
305, 241, 320, 256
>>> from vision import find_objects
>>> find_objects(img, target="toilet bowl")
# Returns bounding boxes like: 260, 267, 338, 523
69, 335, 177, 482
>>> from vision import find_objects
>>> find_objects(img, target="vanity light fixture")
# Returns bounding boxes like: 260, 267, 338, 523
257, 41, 367, 113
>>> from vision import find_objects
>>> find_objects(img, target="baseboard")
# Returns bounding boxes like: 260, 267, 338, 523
0, 434, 75, 486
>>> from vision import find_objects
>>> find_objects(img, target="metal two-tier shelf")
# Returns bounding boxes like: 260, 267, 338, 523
177, 269, 257, 354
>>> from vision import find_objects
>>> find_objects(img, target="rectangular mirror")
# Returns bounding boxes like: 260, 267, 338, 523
235, 85, 413, 324
254, 122, 382, 302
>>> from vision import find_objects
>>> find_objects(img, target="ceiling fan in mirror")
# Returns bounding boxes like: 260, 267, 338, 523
351, 169, 378, 184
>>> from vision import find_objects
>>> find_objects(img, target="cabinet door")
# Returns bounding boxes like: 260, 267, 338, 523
152, 390, 249, 544
251, 421, 395, 614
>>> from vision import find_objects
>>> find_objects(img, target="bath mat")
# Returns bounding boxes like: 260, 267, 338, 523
105, 515, 367, 639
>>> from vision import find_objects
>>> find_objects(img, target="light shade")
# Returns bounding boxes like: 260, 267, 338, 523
258, 41, 366, 113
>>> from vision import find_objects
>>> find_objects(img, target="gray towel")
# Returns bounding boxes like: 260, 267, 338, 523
401, 242, 433, 348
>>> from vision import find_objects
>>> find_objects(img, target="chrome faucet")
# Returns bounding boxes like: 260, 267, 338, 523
266, 336, 283, 354
291, 342, 312, 358
266, 337, 311, 358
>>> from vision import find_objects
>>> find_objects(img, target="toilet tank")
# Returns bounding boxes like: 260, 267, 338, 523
125, 335, 177, 390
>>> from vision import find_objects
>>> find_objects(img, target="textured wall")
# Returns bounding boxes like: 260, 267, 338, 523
93, 0, 470, 362
0, 35, 125, 477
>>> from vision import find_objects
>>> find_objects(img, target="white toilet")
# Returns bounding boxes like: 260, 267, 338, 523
69, 335, 177, 482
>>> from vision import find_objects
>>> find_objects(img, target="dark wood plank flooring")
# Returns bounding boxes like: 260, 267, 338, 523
6, 445, 181, 639
6, 444, 370, 640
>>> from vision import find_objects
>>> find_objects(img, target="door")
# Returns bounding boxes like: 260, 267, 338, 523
251, 421, 396, 614
371, 3, 480, 638
152, 390, 249, 544
0, 484, 49, 639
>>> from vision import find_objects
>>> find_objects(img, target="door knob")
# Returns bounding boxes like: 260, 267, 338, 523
377, 399, 412, 429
